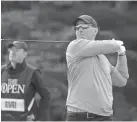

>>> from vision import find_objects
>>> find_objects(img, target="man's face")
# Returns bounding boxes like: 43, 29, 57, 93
8, 46, 27, 63
75, 20, 97, 40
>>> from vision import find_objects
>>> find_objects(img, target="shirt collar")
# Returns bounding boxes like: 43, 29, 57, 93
7, 60, 27, 74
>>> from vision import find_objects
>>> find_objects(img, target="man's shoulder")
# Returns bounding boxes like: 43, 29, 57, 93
26, 63, 41, 74
1, 64, 7, 70
67, 39, 76, 47
26, 63, 38, 71
67, 39, 87, 54
1, 64, 9, 74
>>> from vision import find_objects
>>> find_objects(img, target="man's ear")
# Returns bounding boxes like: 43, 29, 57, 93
94, 28, 98, 35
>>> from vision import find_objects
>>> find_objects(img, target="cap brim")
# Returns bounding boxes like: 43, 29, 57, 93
8, 43, 20, 49
8, 44, 14, 49
73, 18, 82, 26
73, 18, 90, 26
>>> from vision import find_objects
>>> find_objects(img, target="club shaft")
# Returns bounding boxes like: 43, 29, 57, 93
1, 39, 118, 43
1, 39, 70, 43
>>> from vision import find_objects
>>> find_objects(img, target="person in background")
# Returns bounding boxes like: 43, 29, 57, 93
66, 15, 129, 121
1, 41, 50, 121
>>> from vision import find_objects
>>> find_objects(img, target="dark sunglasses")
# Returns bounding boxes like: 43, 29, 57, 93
74, 24, 93, 31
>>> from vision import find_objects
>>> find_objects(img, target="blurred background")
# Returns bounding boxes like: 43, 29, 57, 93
1, 1, 137, 121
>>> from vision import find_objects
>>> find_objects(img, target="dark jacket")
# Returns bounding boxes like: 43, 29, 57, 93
1, 60, 50, 121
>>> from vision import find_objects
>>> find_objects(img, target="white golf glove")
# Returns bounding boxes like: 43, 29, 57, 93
117, 45, 126, 55
112, 38, 124, 47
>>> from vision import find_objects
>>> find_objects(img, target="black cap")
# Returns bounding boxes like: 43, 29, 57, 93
73, 15, 98, 27
8, 41, 28, 51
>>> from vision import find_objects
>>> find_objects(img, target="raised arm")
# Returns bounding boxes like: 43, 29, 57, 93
111, 53, 129, 87
78, 40, 122, 57
66, 39, 122, 58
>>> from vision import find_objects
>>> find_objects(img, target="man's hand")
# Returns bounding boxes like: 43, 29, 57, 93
117, 46, 126, 55
112, 38, 124, 47
111, 38, 126, 55
27, 114, 35, 121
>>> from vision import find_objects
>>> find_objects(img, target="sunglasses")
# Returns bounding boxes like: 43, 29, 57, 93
74, 24, 93, 31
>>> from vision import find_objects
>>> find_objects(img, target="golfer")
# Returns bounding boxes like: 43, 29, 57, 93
66, 15, 129, 121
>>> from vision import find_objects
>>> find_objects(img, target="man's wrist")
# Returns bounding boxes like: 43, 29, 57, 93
118, 51, 126, 56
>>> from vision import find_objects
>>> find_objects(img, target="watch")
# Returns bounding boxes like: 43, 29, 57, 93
118, 52, 126, 56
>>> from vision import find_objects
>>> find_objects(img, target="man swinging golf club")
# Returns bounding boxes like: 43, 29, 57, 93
66, 15, 129, 121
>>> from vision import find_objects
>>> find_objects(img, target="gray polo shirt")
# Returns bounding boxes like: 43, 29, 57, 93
66, 39, 129, 116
